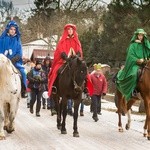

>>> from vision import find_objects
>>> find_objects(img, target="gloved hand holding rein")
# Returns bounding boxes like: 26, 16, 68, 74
61, 51, 81, 61
11, 55, 21, 64
136, 59, 147, 66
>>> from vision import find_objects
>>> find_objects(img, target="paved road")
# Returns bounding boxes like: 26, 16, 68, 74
0, 99, 149, 150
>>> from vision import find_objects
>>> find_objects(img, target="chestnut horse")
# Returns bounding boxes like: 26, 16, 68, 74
52, 56, 87, 137
116, 60, 150, 140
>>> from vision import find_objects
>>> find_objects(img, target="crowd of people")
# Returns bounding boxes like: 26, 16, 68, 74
0, 19, 149, 122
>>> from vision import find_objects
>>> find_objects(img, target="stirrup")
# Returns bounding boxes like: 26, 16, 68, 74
52, 86, 57, 94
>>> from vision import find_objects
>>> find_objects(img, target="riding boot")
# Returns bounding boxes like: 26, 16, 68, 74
52, 86, 57, 94
21, 82, 27, 98
131, 89, 140, 99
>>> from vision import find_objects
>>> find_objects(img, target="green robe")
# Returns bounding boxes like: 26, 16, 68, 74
117, 37, 150, 101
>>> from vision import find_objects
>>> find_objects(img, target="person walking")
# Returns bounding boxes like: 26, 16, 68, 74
27, 60, 46, 117
90, 63, 107, 122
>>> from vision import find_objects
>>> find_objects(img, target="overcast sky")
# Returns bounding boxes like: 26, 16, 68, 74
11, 0, 111, 9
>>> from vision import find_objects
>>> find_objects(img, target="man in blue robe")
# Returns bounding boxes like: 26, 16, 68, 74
0, 20, 27, 98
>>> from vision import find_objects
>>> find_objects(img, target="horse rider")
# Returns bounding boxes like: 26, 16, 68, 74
0, 20, 27, 98
48, 24, 83, 96
116, 29, 150, 101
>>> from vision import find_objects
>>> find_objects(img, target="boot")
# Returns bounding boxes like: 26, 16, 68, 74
21, 83, 27, 98
92, 116, 99, 122
51, 108, 57, 116
30, 107, 34, 114
52, 86, 57, 94
131, 89, 139, 99
80, 111, 84, 116
27, 103, 30, 108
42, 105, 46, 109
67, 109, 73, 116
36, 112, 40, 117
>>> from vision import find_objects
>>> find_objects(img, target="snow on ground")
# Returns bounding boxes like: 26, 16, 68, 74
0, 98, 149, 150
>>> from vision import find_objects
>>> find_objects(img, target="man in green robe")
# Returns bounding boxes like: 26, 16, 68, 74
117, 29, 150, 101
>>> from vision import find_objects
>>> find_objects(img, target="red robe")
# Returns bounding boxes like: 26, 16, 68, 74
48, 24, 93, 96
48, 24, 82, 96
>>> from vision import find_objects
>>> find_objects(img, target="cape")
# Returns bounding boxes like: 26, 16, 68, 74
117, 40, 150, 101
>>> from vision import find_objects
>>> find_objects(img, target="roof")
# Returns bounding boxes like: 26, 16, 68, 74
32, 49, 54, 59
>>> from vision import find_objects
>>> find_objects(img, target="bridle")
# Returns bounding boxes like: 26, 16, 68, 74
60, 57, 84, 92
139, 60, 150, 81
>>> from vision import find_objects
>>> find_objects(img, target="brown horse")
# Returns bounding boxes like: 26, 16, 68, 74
52, 55, 87, 137
116, 60, 150, 140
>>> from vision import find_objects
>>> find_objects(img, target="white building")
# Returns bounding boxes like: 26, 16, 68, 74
22, 36, 58, 60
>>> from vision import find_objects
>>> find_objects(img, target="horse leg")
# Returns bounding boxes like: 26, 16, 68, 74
0, 107, 5, 140
3, 103, 10, 130
57, 98, 62, 130
73, 100, 80, 137
6, 99, 19, 133
61, 99, 67, 134
144, 100, 150, 140
125, 99, 136, 130
117, 90, 124, 132
143, 116, 148, 137
125, 109, 131, 130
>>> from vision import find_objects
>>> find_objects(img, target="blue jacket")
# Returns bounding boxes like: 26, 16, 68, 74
0, 20, 23, 66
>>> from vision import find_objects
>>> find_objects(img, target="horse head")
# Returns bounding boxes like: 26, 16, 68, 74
68, 55, 87, 92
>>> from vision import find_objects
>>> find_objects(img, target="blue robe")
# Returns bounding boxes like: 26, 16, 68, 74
0, 20, 27, 88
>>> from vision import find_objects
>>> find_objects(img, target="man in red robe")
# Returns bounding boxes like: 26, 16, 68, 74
48, 24, 83, 96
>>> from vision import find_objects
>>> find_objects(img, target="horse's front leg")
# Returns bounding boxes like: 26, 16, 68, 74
118, 113, 123, 132
73, 100, 80, 137
57, 98, 62, 130
6, 100, 19, 134
125, 109, 131, 130
0, 108, 5, 140
3, 103, 9, 130
61, 99, 67, 134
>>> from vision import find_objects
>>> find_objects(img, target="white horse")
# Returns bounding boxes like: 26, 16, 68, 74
0, 54, 21, 140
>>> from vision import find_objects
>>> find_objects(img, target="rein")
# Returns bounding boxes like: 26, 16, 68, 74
139, 62, 150, 81
60, 60, 82, 91
144, 65, 150, 71
73, 74, 82, 91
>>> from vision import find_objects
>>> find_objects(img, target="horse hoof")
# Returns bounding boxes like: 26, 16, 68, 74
3, 126, 7, 130
118, 127, 123, 132
73, 132, 79, 137
5, 127, 15, 134
61, 130, 67, 134
0, 136, 6, 140
125, 124, 130, 130
143, 133, 147, 137
57, 125, 62, 130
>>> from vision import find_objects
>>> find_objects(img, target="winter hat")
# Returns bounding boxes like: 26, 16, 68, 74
35, 60, 42, 66
94, 63, 102, 71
